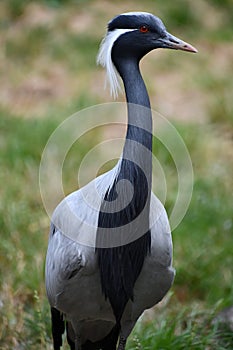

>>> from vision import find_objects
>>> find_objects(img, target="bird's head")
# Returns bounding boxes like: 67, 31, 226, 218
97, 12, 197, 98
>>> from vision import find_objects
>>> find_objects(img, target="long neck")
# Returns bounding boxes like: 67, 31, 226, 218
119, 59, 153, 193
96, 59, 153, 324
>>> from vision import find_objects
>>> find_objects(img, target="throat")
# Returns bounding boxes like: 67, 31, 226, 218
122, 60, 151, 108
122, 60, 153, 193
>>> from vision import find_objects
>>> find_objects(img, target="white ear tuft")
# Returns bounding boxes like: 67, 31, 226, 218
97, 29, 135, 99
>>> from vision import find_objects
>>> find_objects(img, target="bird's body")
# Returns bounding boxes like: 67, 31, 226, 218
45, 11, 197, 350
46, 189, 173, 348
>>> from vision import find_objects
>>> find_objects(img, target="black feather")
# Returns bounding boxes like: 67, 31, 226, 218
96, 158, 151, 322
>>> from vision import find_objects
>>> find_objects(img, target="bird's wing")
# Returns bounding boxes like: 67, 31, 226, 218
45, 225, 87, 307
45, 161, 122, 306
51, 160, 122, 247
150, 193, 173, 267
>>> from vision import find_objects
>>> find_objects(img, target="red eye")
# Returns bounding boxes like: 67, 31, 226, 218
140, 25, 149, 33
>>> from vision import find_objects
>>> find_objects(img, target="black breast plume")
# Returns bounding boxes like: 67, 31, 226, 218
96, 158, 151, 323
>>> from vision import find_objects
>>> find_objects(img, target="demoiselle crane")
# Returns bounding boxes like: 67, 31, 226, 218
45, 12, 197, 350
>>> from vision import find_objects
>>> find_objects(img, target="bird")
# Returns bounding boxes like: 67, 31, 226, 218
45, 11, 197, 350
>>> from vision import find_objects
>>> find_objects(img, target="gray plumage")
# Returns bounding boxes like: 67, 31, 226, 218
45, 11, 197, 350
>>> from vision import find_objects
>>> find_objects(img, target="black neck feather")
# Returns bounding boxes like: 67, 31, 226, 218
96, 55, 152, 323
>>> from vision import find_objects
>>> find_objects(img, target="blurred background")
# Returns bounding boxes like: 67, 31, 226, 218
0, 0, 232, 348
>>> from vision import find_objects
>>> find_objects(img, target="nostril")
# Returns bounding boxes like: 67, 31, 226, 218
170, 38, 179, 44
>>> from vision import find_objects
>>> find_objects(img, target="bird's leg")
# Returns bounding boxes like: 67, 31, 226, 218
74, 335, 82, 350
66, 322, 75, 349
117, 336, 127, 350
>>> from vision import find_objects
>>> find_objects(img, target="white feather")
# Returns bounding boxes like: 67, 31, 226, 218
97, 29, 135, 99
120, 11, 152, 17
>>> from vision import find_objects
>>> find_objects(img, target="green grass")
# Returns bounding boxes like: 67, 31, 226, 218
127, 307, 233, 349
0, 0, 233, 349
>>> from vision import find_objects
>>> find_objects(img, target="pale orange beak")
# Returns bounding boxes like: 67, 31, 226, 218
159, 32, 198, 53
